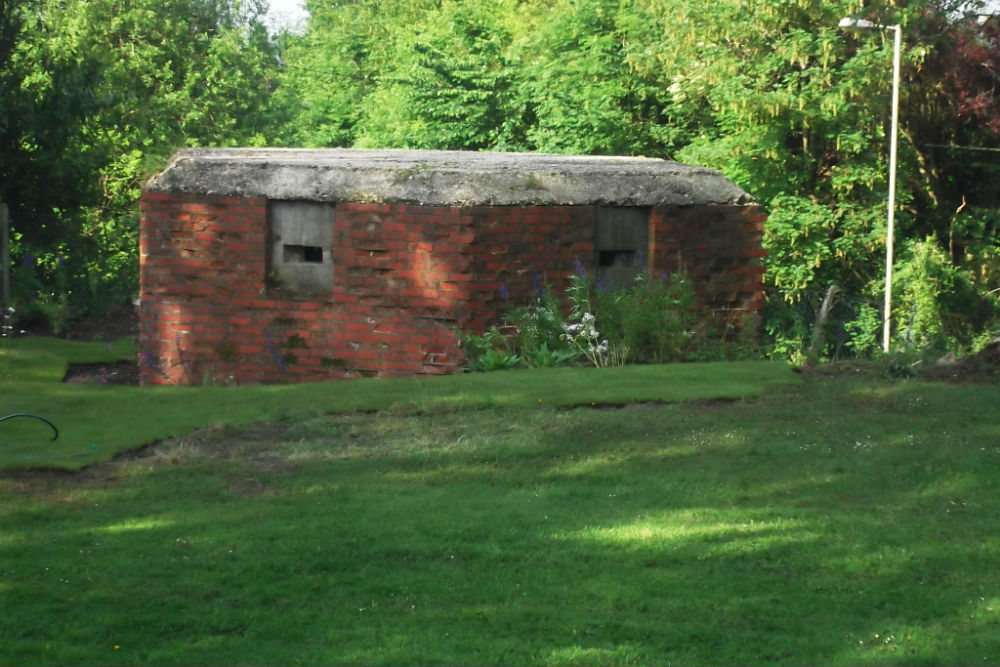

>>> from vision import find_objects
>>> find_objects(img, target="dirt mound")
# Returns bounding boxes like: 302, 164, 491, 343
926, 339, 1000, 382
795, 339, 1000, 383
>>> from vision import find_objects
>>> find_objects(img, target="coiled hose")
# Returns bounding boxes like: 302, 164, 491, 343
1, 413, 98, 460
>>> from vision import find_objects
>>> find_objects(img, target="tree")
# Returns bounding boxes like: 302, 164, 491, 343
351, 0, 520, 150
618, 0, 999, 355
512, 0, 646, 155
1, 0, 281, 321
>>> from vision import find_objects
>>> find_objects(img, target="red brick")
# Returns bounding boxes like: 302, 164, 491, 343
141, 198, 764, 385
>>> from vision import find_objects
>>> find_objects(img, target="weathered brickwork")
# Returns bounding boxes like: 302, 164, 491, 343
139, 194, 765, 385
650, 205, 767, 328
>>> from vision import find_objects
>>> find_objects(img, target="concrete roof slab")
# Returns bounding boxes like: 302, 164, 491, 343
145, 148, 753, 207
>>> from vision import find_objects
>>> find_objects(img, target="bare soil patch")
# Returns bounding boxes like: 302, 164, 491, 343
63, 361, 138, 385
796, 339, 1000, 383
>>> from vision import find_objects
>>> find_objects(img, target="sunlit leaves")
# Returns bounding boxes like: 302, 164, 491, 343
1, 0, 280, 313
512, 0, 642, 155
355, 0, 519, 150
764, 194, 883, 298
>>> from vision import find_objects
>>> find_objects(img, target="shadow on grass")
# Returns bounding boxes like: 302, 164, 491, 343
2, 377, 999, 666
2, 341, 798, 470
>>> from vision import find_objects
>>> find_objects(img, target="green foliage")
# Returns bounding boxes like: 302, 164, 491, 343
565, 270, 700, 365
950, 205, 1000, 295
276, 0, 441, 147
598, 272, 699, 364
760, 194, 886, 362
506, 288, 575, 366
3, 0, 999, 362
275, 0, 999, 364
563, 275, 616, 366
355, 0, 520, 150
844, 301, 883, 358
892, 237, 999, 353
463, 282, 578, 371
763, 195, 882, 299
463, 267, 702, 371
616, 0, 1000, 359
525, 340, 578, 368
461, 325, 522, 372
513, 0, 645, 155
766, 236, 1000, 363
1, 0, 280, 320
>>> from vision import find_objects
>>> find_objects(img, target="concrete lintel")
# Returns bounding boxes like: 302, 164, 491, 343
144, 148, 753, 207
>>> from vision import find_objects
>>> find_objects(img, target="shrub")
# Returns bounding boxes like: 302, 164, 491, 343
463, 265, 704, 371
891, 237, 998, 355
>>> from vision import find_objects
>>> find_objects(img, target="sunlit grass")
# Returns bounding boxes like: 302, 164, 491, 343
559, 512, 815, 552
0, 336, 796, 469
97, 517, 176, 534
2, 338, 999, 665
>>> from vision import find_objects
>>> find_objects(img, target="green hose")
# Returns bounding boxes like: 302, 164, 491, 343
1, 413, 59, 440
1, 413, 98, 460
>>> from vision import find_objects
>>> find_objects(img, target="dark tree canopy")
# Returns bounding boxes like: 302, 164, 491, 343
3, 0, 999, 355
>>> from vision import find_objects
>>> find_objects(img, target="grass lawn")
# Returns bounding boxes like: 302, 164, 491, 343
2, 337, 999, 665
0, 336, 794, 469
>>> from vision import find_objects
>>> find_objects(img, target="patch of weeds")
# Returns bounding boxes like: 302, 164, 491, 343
463, 263, 704, 371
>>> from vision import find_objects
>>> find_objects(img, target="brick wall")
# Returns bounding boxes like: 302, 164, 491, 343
650, 205, 766, 329
139, 194, 764, 385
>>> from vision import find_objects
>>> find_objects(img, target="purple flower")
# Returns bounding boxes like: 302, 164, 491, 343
21, 254, 34, 268
661, 272, 669, 284
498, 283, 509, 301
266, 339, 286, 374
637, 249, 647, 273
140, 348, 168, 378
573, 258, 587, 279
531, 272, 545, 297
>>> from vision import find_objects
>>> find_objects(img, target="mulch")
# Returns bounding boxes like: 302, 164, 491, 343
62, 361, 139, 385
34, 304, 141, 386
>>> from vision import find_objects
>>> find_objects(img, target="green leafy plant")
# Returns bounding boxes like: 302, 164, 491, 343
3, 0, 280, 322
35, 291, 70, 336
462, 325, 523, 372
465, 265, 704, 371
561, 310, 611, 367
606, 272, 698, 364
844, 301, 883, 358
463, 281, 575, 371
891, 237, 998, 354
505, 285, 573, 367
522, 341, 577, 368
568, 266, 700, 366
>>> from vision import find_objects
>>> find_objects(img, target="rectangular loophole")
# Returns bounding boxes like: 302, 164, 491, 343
268, 201, 335, 293
283, 244, 324, 264
598, 249, 638, 268
595, 207, 649, 289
